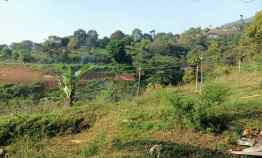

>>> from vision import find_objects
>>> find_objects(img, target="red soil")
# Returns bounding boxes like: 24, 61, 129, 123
0, 65, 45, 84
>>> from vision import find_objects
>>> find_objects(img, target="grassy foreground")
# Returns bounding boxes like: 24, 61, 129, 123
2, 70, 262, 157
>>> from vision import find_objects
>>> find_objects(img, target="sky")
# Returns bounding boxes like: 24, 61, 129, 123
0, 0, 261, 44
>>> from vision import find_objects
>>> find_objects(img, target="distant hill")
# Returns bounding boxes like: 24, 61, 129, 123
220, 17, 254, 29
207, 17, 254, 38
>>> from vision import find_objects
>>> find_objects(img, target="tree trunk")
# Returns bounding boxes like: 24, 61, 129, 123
195, 65, 199, 91
65, 90, 75, 107
64, 97, 72, 107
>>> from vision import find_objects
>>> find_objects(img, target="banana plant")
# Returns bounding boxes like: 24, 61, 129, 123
57, 64, 92, 106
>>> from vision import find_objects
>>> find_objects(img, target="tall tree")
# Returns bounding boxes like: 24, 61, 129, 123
86, 30, 98, 48
110, 30, 125, 40
61, 37, 70, 48
132, 28, 143, 42
179, 27, 208, 50
106, 40, 132, 65
74, 29, 87, 48
207, 40, 223, 64
98, 37, 110, 48
149, 33, 185, 57
0, 46, 11, 58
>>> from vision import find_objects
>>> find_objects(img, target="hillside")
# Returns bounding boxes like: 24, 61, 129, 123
0, 6, 261, 158
207, 17, 254, 38
220, 17, 254, 29
0, 63, 262, 157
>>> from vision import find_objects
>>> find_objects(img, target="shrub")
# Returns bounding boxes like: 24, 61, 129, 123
0, 83, 44, 103
168, 92, 196, 123
168, 89, 229, 133
191, 112, 229, 133
200, 82, 229, 106
183, 67, 195, 83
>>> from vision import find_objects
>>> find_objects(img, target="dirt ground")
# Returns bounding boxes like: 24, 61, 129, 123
0, 64, 135, 87
0, 65, 56, 87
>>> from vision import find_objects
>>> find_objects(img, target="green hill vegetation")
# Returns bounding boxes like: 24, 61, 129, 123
0, 10, 262, 158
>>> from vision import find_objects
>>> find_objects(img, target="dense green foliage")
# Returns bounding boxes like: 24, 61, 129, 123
0, 12, 260, 90
1, 12, 259, 86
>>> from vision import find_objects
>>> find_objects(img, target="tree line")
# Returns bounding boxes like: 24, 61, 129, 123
0, 11, 261, 85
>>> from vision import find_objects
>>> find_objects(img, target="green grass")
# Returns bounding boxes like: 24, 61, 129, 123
0, 105, 99, 146
3, 68, 262, 157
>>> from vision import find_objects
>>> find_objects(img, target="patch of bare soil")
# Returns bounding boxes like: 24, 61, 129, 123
0, 65, 45, 84
0, 65, 58, 89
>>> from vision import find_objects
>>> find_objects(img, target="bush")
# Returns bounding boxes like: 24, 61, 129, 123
192, 82, 229, 132
168, 92, 196, 123
168, 89, 229, 133
0, 83, 44, 103
200, 82, 229, 106
191, 112, 229, 133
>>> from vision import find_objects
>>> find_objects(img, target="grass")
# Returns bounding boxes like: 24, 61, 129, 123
0, 104, 101, 146
79, 131, 108, 157
2, 67, 262, 157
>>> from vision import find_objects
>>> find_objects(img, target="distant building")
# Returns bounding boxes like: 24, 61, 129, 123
207, 27, 240, 39
207, 18, 248, 39
207, 31, 220, 39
